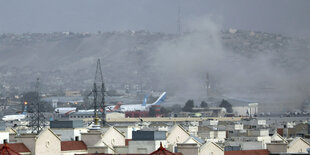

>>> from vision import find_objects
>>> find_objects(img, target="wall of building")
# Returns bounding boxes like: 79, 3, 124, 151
61, 150, 88, 155
35, 130, 61, 155
128, 140, 167, 154
199, 142, 224, 155
52, 128, 87, 141
0, 131, 9, 144
287, 139, 310, 153
102, 127, 125, 148
177, 144, 199, 155
266, 143, 287, 153
16, 135, 36, 154
81, 131, 103, 147
167, 125, 190, 152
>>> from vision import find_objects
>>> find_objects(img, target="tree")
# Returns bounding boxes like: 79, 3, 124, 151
200, 101, 208, 108
149, 106, 156, 117
160, 107, 171, 117
219, 99, 233, 113
182, 99, 194, 112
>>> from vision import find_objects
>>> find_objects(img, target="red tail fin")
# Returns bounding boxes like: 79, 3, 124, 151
113, 102, 122, 110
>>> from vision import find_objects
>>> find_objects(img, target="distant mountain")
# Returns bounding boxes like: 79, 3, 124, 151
0, 30, 309, 112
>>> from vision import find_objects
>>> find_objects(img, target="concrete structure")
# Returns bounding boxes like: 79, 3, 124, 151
50, 120, 87, 141
287, 137, 310, 153
0, 126, 9, 144
0, 143, 31, 155
15, 128, 61, 155
166, 124, 190, 152
199, 142, 224, 155
81, 126, 125, 154
176, 144, 199, 155
128, 130, 167, 154
201, 119, 219, 126
267, 143, 287, 154
61, 141, 88, 155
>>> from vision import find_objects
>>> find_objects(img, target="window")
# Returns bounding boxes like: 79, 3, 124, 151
3, 139, 7, 144
75, 136, 79, 141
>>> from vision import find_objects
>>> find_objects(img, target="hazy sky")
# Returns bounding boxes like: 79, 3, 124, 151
0, 0, 309, 36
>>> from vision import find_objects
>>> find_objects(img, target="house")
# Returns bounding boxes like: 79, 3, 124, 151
266, 143, 287, 154
15, 128, 61, 155
284, 122, 308, 138
176, 143, 199, 155
150, 143, 182, 155
225, 149, 269, 155
287, 137, 310, 153
75, 143, 182, 155
81, 126, 125, 154
166, 124, 190, 152
50, 120, 88, 141
61, 141, 88, 155
182, 135, 205, 147
266, 132, 288, 153
0, 143, 31, 155
7, 128, 18, 143
0, 124, 9, 144
128, 130, 167, 154
270, 132, 287, 143
199, 142, 224, 155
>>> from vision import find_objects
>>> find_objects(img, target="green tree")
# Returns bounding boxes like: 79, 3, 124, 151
149, 106, 156, 117
160, 107, 171, 116
182, 99, 194, 112
200, 101, 208, 108
219, 99, 233, 113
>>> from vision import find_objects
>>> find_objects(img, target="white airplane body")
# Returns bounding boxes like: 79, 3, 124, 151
76, 92, 167, 113
2, 114, 26, 121
54, 107, 77, 115
2, 102, 28, 122
107, 92, 166, 112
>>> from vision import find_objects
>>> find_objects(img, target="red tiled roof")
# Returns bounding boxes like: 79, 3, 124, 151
225, 149, 269, 155
77, 143, 182, 155
61, 141, 87, 151
149, 143, 182, 155
0, 143, 30, 154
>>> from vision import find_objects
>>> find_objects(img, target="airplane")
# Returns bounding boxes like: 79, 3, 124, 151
76, 92, 166, 113
54, 107, 77, 115
2, 102, 28, 122
108, 92, 167, 112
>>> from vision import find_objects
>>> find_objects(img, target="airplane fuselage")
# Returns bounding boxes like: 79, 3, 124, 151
2, 114, 26, 121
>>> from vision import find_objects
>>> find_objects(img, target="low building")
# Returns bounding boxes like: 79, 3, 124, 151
81, 126, 126, 154
128, 130, 167, 154
166, 125, 191, 152
50, 120, 87, 141
15, 128, 61, 155
61, 141, 88, 155
0, 143, 31, 155
0, 123, 9, 144
287, 137, 310, 153
225, 149, 269, 155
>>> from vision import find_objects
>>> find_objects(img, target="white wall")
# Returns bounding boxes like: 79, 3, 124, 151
0, 131, 9, 144
52, 128, 87, 141
128, 140, 167, 154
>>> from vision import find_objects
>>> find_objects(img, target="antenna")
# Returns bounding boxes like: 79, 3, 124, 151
89, 59, 106, 128
29, 78, 47, 134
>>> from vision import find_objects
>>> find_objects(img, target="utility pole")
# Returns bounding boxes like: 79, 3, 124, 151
89, 59, 106, 128
29, 78, 47, 134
